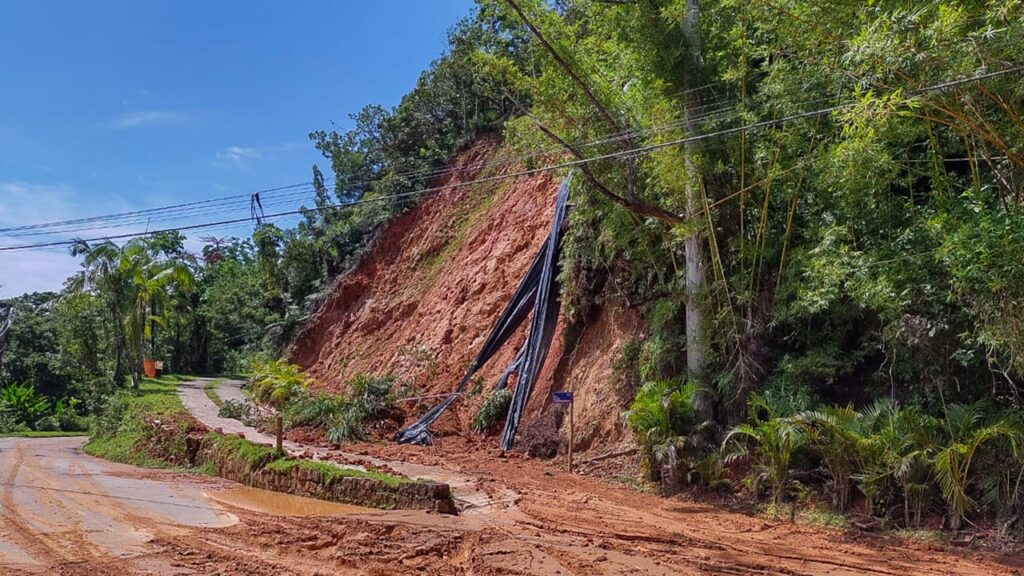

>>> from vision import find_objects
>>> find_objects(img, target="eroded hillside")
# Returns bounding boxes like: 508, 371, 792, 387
290, 139, 637, 452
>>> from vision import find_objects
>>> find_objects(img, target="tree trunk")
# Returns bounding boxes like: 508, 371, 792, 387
149, 297, 158, 358
681, 0, 707, 389
111, 300, 126, 387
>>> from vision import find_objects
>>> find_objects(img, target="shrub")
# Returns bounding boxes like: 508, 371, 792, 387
284, 393, 346, 429
471, 389, 511, 434
249, 359, 313, 409
0, 382, 49, 428
218, 398, 249, 420
34, 415, 60, 432
623, 379, 714, 483
94, 392, 131, 438
0, 407, 16, 433
325, 374, 399, 443
723, 416, 807, 506
53, 397, 90, 432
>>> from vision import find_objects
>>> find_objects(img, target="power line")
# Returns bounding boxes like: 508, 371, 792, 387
1, 64, 1019, 253
0, 93, 757, 238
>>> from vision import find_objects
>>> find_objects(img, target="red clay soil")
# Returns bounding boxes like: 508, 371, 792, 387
274, 140, 1024, 574
141, 441, 1024, 575
290, 138, 640, 449
5, 436, 1021, 575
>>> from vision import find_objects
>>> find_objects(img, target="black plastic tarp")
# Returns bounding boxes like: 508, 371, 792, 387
395, 174, 572, 449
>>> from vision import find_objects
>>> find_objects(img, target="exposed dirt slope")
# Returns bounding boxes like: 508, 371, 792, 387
290, 139, 637, 449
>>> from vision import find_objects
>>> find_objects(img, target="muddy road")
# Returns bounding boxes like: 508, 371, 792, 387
2, 435, 1022, 575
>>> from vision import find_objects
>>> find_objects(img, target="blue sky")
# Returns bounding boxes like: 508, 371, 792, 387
0, 0, 474, 297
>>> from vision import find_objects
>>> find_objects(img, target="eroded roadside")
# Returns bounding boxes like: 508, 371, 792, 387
3, 383, 1022, 575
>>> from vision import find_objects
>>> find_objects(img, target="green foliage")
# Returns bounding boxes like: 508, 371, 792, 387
217, 398, 252, 420
284, 392, 347, 429
624, 379, 714, 483
84, 376, 195, 468
471, 388, 512, 434
325, 374, 399, 443
723, 414, 808, 506
263, 458, 402, 487
0, 382, 49, 428
207, 432, 281, 469
932, 403, 1022, 530
249, 359, 313, 409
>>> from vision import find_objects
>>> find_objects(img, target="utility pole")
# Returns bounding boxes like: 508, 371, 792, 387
681, 0, 708, 396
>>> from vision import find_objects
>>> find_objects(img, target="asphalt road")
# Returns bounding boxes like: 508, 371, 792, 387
0, 436, 235, 574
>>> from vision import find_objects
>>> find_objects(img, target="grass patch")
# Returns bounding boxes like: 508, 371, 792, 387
204, 378, 226, 408
206, 431, 281, 468
263, 457, 403, 486
83, 375, 198, 469
207, 432, 406, 486
416, 179, 498, 284
890, 528, 947, 544
797, 504, 852, 529
0, 430, 92, 438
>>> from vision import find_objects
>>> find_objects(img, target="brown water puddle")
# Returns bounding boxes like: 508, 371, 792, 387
205, 486, 374, 516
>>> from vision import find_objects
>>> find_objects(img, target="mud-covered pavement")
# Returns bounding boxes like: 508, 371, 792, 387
2, 435, 1023, 575
0, 436, 235, 575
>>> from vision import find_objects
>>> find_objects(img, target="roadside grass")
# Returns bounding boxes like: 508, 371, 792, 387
264, 457, 404, 486
207, 432, 406, 486
83, 375, 198, 469
204, 378, 226, 408
0, 430, 92, 438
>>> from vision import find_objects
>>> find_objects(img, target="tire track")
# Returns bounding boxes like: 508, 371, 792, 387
0, 440, 74, 567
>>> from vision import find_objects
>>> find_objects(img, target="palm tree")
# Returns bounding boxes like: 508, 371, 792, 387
933, 403, 1021, 530
859, 401, 936, 526
70, 238, 194, 387
796, 404, 871, 510
623, 379, 715, 484
723, 415, 806, 506
69, 240, 132, 386
122, 240, 194, 382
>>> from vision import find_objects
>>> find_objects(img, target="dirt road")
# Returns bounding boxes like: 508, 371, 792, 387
0, 436, 234, 574
3, 406, 1023, 574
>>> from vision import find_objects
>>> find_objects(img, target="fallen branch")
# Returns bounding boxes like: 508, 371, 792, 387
580, 447, 635, 465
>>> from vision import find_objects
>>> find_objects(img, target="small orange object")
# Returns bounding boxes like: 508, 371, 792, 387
143, 358, 157, 378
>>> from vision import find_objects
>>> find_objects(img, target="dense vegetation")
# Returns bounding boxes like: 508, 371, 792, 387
3, 0, 1023, 535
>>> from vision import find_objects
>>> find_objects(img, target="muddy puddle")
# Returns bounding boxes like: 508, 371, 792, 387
205, 486, 374, 516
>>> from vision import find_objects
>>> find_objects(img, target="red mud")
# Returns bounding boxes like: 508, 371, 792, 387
291, 139, 638, 449
272, 141, 1024, 575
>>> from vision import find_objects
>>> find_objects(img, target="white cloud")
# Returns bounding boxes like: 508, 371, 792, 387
214, 146, 263, 166
213, 142, 298, 168
0, 248, 77, 298
112, 110, 184, 130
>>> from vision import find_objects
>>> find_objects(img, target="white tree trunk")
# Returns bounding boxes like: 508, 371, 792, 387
682, 0, 706, 382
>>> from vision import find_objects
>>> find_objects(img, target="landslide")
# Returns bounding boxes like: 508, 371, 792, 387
290, 138, 637, 451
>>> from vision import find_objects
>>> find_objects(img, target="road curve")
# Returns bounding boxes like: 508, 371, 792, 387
0, 436, 235, 574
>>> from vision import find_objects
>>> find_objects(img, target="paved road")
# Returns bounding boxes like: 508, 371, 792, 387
179, 378, 514, 511
0, 436, 235, 574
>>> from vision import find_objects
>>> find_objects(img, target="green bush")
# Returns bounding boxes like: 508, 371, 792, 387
249, 359, 312, 409
34, 415, 61, 432
0, 382, 49, 429
93, 392, 131, 438
323, 374, 398, 443
624, 379, 714, 482
218, 398, 251, 420
471, 389, 511, 434
0, 407, 16, 433
284, 392, 346, 429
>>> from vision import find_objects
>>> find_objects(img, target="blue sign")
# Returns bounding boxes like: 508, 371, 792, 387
552, 391, 573, 404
